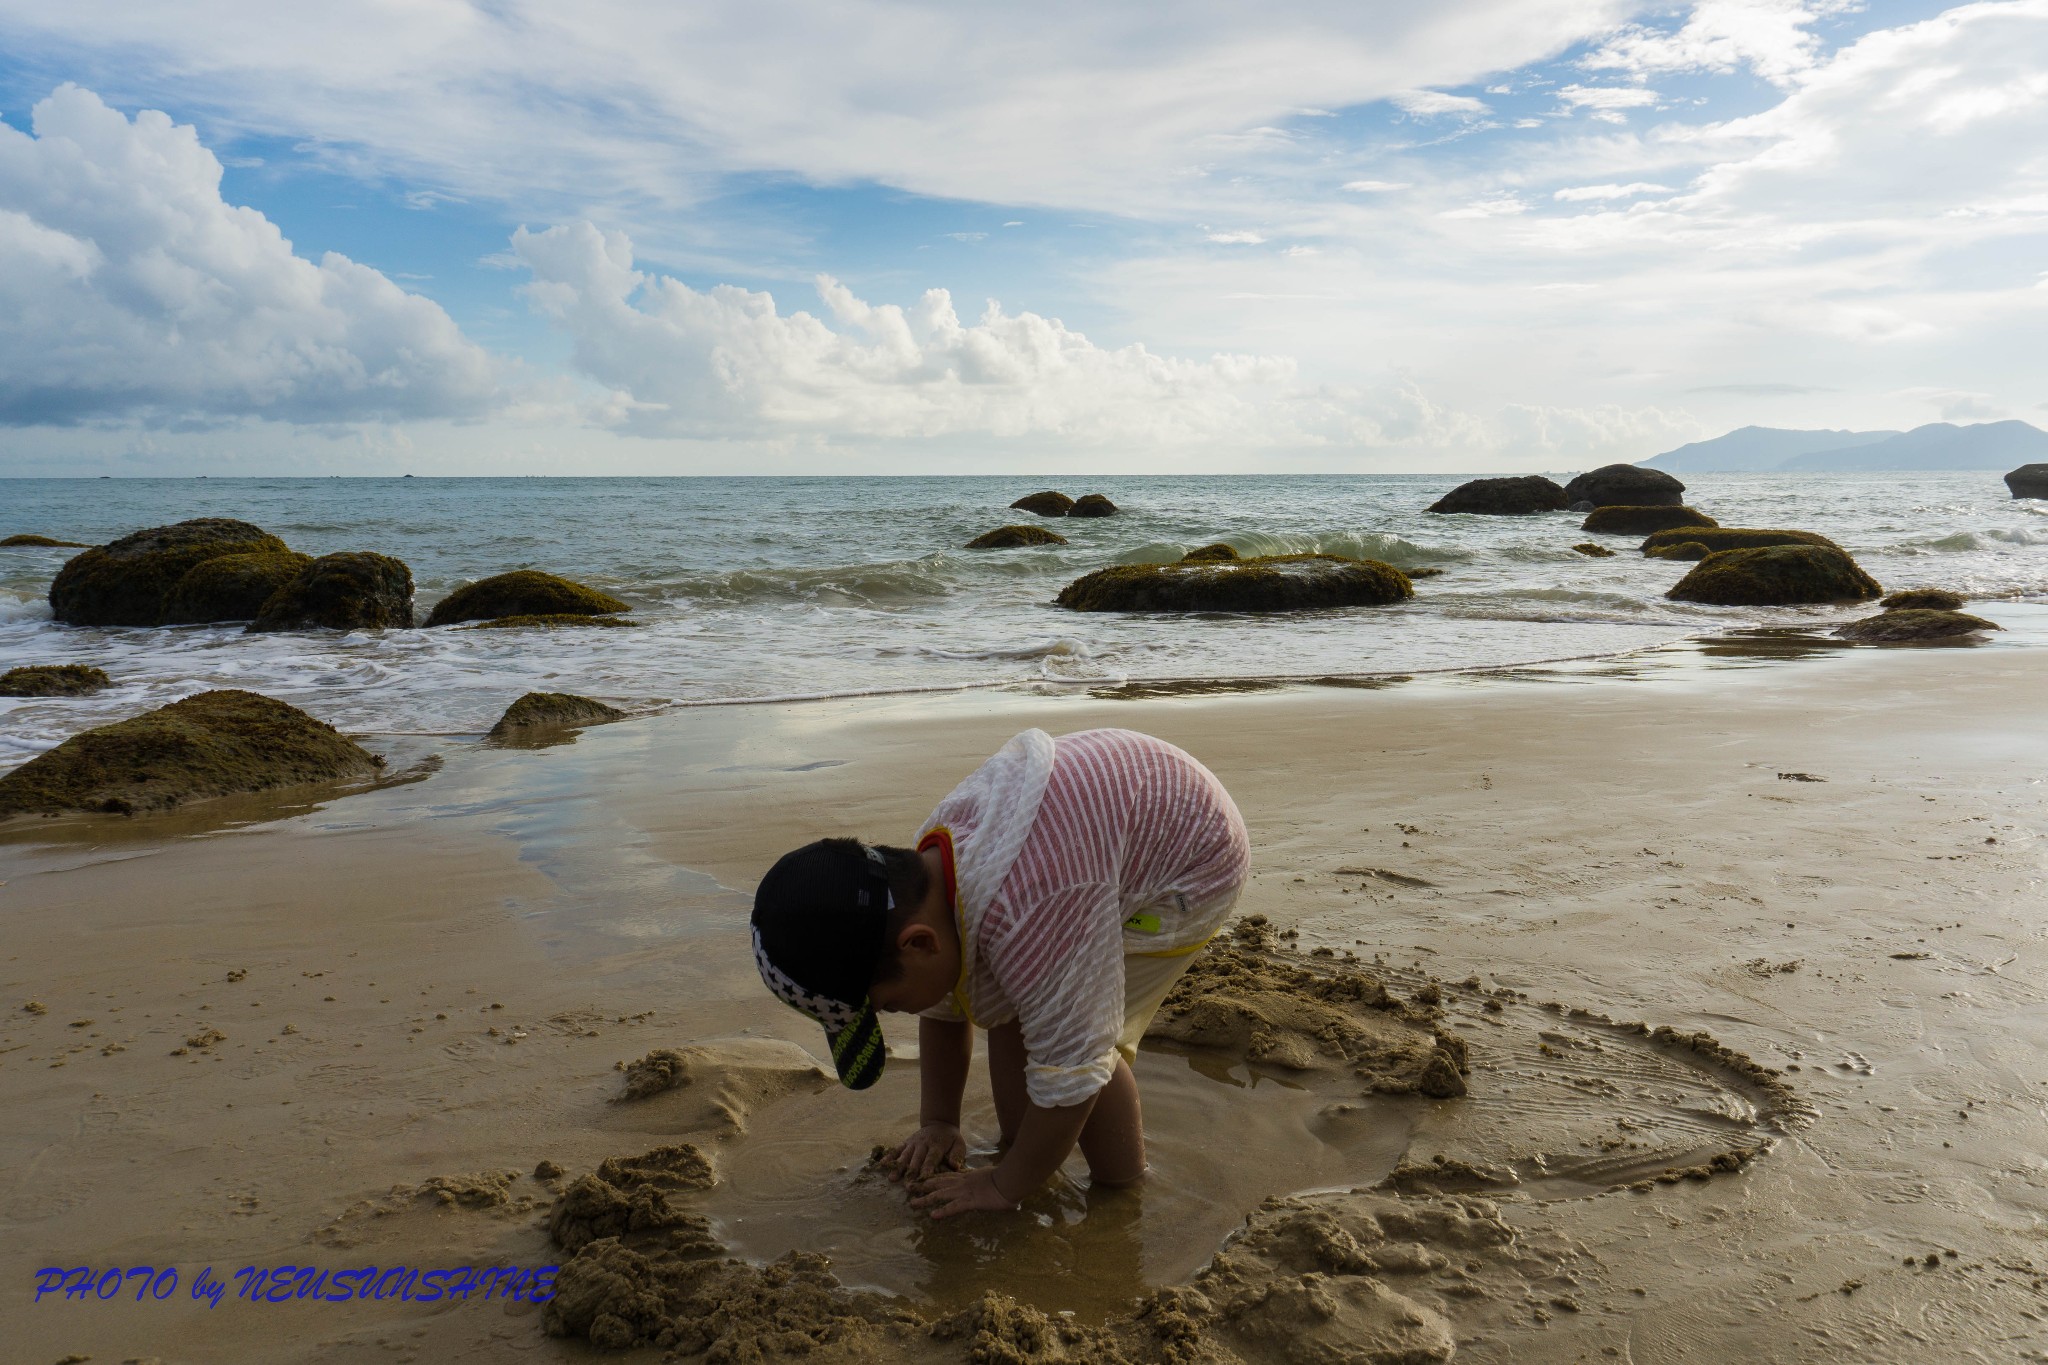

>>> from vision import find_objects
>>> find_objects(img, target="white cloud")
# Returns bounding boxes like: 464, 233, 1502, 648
1204, 229, 1268, 244
1341, 179, 1412, 192
0, 85, 494, 427
1582, 0, 1857, 86
1552, 181, 1673, 200
1440, 196, 1529, 218
1391, 90, 1492, 118
942, 231, 988, 242
0, 0, 1644, 226
1555, 84, 1663, 113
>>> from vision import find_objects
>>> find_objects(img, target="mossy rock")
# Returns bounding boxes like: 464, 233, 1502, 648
1070, 493, 1118, 517
965, 525, 1069, 550
1009, 491, 1074, 517
0, 665, 111, 697
1427, 476, 1568, 515
249, 552, 415, 632
1182, 543, 1241, 563
1647, 541, 1711, 561
1057, 554, 1412, 613
1667, 545, 1881, 606
163, 551, 314, 624
424, 570, 629, 627
1640, 527, 1842, 557
487, 692, 628, 737
1564, 464, 1685, 508
1881, 589, 1965, 612
0, 689, 381, 818
3, 534, 89, 548
1580, 505, 1718, 535
1835, 609, 2000, 642
49, 519, 290, 626
1571, 543, 1617, 558
468, 614, 644, 629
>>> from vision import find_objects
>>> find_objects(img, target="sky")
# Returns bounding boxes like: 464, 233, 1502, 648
1, 0, 2044, 476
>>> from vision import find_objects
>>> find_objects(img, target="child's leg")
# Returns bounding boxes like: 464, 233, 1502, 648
985, 1020, 1029, 1148
1078, 1057, 1145, 1185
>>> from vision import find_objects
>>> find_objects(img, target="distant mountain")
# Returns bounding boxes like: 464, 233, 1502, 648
1778, 420, 2048, 471
1641, 426, 1897, 472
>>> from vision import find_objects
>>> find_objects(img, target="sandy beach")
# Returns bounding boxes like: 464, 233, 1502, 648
7, 635, 2048, 1363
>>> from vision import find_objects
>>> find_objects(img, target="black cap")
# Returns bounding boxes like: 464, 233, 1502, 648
750, 839, 892, 1089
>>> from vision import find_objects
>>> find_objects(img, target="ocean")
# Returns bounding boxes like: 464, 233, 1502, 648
4, 472, 2045, 767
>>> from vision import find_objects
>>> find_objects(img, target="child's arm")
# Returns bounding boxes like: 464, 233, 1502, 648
883, 1015, 971, 1181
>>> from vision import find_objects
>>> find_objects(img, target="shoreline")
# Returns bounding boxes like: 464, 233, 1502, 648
6, 643, 2048, 1361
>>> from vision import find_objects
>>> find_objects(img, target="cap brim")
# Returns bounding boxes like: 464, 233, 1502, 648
826, 1000, 887, 1090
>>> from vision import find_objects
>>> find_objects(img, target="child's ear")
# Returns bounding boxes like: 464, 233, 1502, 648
898, 922, 938, 956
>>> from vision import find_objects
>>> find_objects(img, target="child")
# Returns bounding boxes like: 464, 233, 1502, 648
750, 727, 1248, 1219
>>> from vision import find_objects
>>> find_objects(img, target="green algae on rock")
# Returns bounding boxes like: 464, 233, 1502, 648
1572, 543, 1618, 558
1182, 543, 1241, 562
2, 533, 89, 548
1564, 464, 1685, 508
1426, 475, 1567, 515
1667, 545, 1882, 606
1008, 490, 1074, 517
163, 550, 314, 624
1835, 609, 2000, 642
1057, 554, 1412, 613
467, 613, 643, 629
1580, 505, 1718, 536
964, 525, 1069, 549
424, 570, 628, 627
487, 692, 629, 738
1639, 526, 1842, 557
0, 665, 111, 697
249, 552, 415, 632
1647, 541, 1711, 561
0, 689, 381, 818
1070, 493, 1119, 517
1880, 588, 1966, 612
49, 518, 290, 626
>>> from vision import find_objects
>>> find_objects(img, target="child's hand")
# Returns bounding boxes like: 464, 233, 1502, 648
882, 1122, 965, 1183
910, 1166, 1019, 1220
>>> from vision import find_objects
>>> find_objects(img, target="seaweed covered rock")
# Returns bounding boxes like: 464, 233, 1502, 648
49, 519, 289, 626
1580, 505, 1718, 536
1426, 476, 1567, 515
1572, 542, 1617, 558
1836, 609, 2000, 642
1058, 555, 1412, 613
1070, 493, 1119, 517
423, 570, 628, 627
163, 551, 313, 624
965, 525, 1068, 549
469, 614, 642, 629
2005, 464, 2048, 499
1009, 490, 1074, 517
1564, 464, 1685, 508
0, 665, 111, 697
249, 552, 414, 632
1646, 541, 1711, 561
3, 533, 88, 548
0, 689, 380, 818
1640, 526, 1842, 557
488, 692, 628, 738
1667, 545, 1881, 606
1881, 588, 1965, 612
1182, 543, 1241, 562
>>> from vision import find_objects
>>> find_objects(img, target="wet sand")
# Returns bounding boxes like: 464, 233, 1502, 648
5, 637, 2048, 1362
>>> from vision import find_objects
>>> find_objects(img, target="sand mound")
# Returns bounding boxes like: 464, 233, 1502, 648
549, 1145, 718, 1254
1146, 917, 1468, 1097
610, 1037, 833, 1131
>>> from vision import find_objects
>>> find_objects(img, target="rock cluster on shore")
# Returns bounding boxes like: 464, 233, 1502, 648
1427, 475, 1567, 515
2005, 464, 2048, 498
1666, 545, 1881, 606
1566, 464, 1686, 508
424, 570, 629, 627
964, 525, 1068, 549
1007, 490, 1118, 516
0, 689, 381, 817
1640, 527, 1842, 556
1581, 505, 1718, 535
488, 692, 629, 738
1835, 608, 2000, 642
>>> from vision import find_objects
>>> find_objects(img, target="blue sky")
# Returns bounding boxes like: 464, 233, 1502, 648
1, 0, 2042, 474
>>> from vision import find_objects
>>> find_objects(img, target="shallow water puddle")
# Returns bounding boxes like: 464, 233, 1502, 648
698, 1044, 1418, 1321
